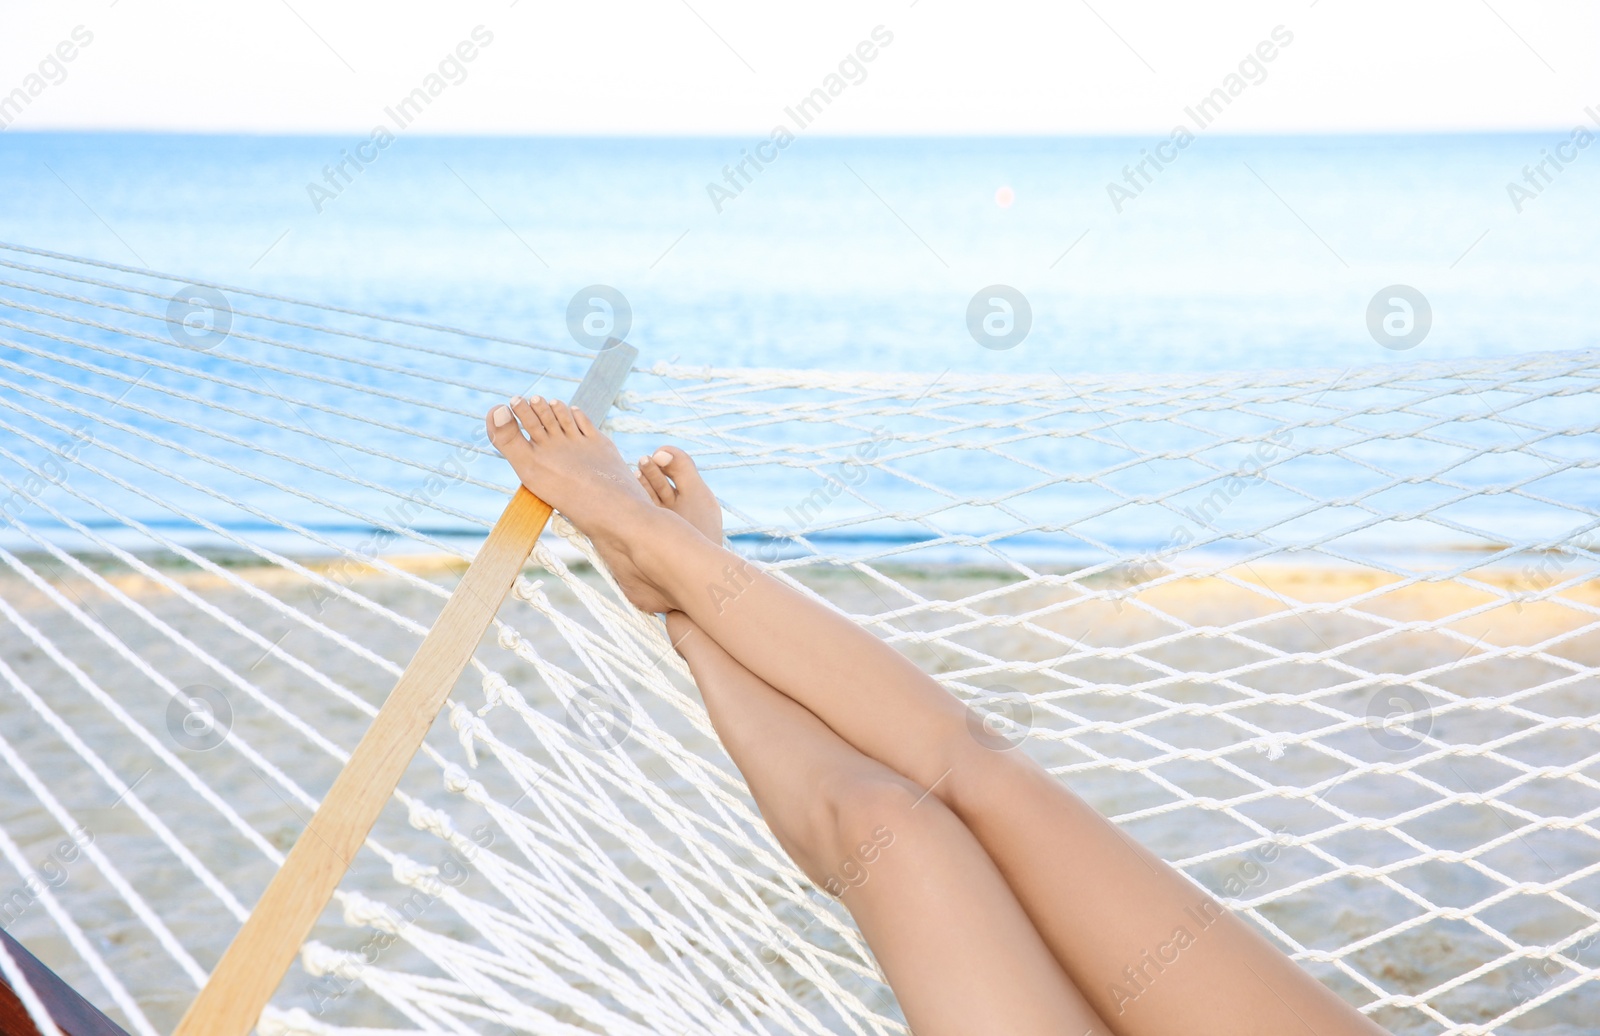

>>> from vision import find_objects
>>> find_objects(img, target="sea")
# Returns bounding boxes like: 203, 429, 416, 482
0, 132, 1596, 558
1, 131, 1595, 375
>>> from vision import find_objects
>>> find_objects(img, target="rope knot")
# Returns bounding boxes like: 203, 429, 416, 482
513, 575, 543, 601
1254, 732, 1291, 760
497, 625, 522, 651
408, 798, 456, 840
339, 891, 402, 934
441, 763, 473, 794
391, 853, 447, 896
298, 940, 369, 982
481, 671, 511, 710
297, 941, 349, 979
447, 701, 484, 767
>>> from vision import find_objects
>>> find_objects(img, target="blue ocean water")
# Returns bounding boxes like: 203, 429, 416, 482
1, 132, 1595, 375
0, 133, 1596, 558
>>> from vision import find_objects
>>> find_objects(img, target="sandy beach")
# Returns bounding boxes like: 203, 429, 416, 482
0, 550, 1595, 1032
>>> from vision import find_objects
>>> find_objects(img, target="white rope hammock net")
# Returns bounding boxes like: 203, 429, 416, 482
0, 242, 1596, 1035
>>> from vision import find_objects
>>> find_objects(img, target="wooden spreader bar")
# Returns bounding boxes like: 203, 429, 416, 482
173, 339, 637, 1036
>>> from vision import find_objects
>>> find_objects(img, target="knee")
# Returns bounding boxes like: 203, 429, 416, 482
798, 770, 924, 894
936, 723, 1043, 817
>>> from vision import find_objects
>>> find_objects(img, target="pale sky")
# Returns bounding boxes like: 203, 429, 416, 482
2, 0, 1597, 135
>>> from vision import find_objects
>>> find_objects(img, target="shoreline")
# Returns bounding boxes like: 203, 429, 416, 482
3, 547, 1594, 597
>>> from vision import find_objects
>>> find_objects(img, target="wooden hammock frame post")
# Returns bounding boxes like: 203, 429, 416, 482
173, 340, 638, 1036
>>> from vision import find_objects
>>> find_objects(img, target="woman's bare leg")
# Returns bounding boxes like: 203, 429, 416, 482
486, 402, 1384, 1036
664, 609, 1105, 1035
636, 447, 1105, 1032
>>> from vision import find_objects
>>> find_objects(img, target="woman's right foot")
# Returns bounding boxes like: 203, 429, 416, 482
635, 449, 735, 661
635, 446, 724, 542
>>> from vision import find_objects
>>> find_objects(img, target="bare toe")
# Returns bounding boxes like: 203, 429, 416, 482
488, 404, 530, 457
638, 456, 677, 505
653, 446, 709, 497
643, 445, 722, 541
511, 396, 548, 441
551, 399, 579, 436
572, 406, 598, 437
637, 467, 664, 506
528, 395, 559, 436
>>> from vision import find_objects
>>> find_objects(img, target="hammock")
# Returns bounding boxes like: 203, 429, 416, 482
0, 241, 1596, 1035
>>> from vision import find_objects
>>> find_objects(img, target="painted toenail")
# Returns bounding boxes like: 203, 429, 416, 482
509, 396, 524, 406
492, 406, 512, 427
529, 396, 543, 404
637, 456, 650, 468
653, 450, 673, 466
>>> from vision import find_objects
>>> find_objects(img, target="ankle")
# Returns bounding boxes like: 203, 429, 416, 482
625, 508, 732, 606
663, 610, 698, 655
595, 494, 679, 561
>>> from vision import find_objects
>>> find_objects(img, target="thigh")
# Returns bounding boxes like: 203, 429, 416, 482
943, 749, 1387, 1036
672, 614, 1104, 1034
822, 770, 1107, 1036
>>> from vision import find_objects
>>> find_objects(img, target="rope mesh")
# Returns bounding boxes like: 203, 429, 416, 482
0, 243, 1596, 1035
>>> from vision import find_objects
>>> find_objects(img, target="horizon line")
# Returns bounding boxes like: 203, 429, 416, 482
0, 126, 1582, 139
